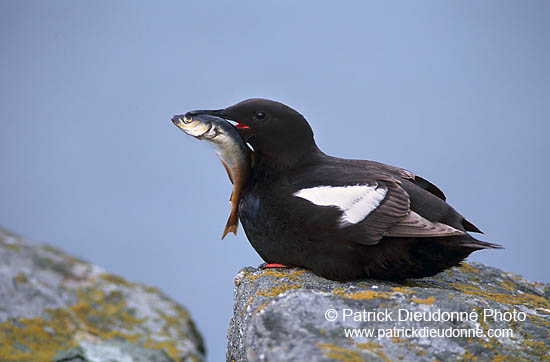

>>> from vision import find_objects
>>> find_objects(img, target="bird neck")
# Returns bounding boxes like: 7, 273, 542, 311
254, 142, 324, 172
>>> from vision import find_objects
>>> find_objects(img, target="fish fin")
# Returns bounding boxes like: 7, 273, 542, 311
220, 159, 234, 184
229, 191, 234, 203
221, 206, 239, 239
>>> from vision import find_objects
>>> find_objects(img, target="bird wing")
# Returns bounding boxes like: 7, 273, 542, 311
292, 179, 465, 246
351, 181, 411, 244
365, 160, 447, 201
357, 160, 483, 233
384, 211, 465, 237
292, 180, 405, 245
410, 175, 446, 201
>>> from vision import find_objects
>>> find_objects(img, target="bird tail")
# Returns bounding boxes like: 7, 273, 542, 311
461, 235, 503, 250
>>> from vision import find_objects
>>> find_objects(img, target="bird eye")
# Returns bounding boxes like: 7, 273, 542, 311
255, 111, 266, 120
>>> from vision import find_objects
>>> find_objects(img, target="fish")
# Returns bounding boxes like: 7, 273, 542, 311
171, 112, 252, 239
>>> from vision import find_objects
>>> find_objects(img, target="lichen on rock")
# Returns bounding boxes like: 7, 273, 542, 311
227, 263, 550, 361
0, 227, 205, 362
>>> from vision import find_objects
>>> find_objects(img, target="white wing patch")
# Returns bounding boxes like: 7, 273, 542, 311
293, 184, 387, 226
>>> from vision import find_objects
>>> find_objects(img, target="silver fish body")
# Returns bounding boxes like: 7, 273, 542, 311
172, 113, 251, 238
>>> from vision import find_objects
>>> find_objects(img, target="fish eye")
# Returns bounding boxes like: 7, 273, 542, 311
254, 111, 266, 120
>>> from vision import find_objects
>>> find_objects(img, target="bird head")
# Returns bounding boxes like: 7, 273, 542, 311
191, 98, 318, 167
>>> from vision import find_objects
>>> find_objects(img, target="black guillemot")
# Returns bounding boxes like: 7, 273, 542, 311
192, 98, 502, 281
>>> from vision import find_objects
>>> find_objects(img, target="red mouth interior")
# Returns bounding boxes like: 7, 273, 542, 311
236, 123, 250, 129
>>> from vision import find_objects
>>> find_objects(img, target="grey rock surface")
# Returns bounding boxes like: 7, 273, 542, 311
227, 264, 550, 361
0, 227, 205, 361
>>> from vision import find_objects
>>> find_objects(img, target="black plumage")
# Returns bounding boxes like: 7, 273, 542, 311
192, 98, 501, 281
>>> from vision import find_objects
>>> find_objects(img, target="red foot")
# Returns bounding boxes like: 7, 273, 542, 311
261, 263, 289, 268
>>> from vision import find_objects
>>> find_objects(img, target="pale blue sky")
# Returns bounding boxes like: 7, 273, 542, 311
1, 1, 548, 360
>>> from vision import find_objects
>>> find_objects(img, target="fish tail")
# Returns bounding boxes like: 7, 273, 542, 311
221, 207, 239, 239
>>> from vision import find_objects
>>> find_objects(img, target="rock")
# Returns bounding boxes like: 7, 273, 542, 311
227, 263, 550, 361
0, 227, 205, 362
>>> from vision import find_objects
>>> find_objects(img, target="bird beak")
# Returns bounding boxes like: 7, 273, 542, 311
185, 109, 252, 141
183, 109, 225, 119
